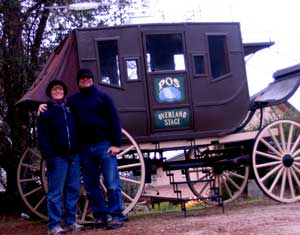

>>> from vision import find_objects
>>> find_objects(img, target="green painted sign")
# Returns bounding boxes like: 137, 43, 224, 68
154, 76, 185, 103
154, 108, 190, 129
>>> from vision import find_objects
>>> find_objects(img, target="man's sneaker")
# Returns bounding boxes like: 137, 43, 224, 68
48, 226, 65, 235
64, 222, 84, 232
107, 219, 124, 229
95, 218, 107, 228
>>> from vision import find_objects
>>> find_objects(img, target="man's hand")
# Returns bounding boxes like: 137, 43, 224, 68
37, 104, 48, 116
108, 146, 120, 156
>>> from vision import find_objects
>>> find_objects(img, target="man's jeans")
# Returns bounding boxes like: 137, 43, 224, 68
81, 141, 123, 221
46, 154, 80, 229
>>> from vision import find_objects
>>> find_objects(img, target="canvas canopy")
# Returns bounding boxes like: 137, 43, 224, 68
17, 31, 79, 105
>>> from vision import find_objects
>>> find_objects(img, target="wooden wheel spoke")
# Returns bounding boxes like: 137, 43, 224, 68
222, 177, 233, 197
255, 150, 281, 161
122, 190, 134, 202
118, 162, 141, 170
117, 145, 135, 157
190, 173, 207, 184
268, 127, 284, 154
21, 163, 39, 170
294, 162, 300, 167
80, 199, 89, 221
260, 138, 282, 157
227, 171, 246, 180
280, 169, 287, 199
20, 177, 40, 183
256, 161, 281, 169
224, 173, 240, 190
28, 149, 42, 159
291, 134, 300, 155
291, 167, 300, 189
292, 148, 300, 158
292, 165, 300, 174
287, 124, 295, 153
197, 181, 210, 196
34, 195, 46, 210
268, 167, 284, 193
279, 123, 287, 153
24, 186, 43, 197
287, 169, 295, 198
99, 179, 107, 194
120, 176, 141, 184
261, 164, 282, 182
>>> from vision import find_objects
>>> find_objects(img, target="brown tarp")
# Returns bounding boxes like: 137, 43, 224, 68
17, 31, 79, 105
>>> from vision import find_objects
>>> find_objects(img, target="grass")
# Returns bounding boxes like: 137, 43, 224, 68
129, 200, 208, 218
128, 196, 269, 219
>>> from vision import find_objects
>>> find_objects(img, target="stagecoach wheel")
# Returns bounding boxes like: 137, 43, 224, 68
252, 120, 300, 202
17, 147, 95, 223
17, 147, 48, 220
117, 129, 145, 215
77, 128, 145, 222
185, 149, 249, 204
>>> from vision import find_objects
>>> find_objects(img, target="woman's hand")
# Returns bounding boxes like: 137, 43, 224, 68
37, 104, 48, 116
108, 146, 120, 156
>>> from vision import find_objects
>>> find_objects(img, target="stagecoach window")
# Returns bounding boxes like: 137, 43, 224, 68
97, 40, 121, 87
193, 55, 205, 76
146, 33, 185, 72
208, 35, 230, 79
126, 59, 139, 81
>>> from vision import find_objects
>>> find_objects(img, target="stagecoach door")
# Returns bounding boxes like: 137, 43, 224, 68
143, 32, 192, 133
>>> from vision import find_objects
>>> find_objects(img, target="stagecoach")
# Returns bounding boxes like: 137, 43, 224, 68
17, 22, 300, 222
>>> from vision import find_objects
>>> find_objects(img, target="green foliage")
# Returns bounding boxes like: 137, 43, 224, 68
152, 201, 181, 212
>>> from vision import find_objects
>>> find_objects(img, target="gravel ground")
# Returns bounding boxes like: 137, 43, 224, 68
1, 198, 300, 235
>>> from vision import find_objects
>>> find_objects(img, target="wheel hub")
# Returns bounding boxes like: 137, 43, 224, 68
213, 166, 223, 175
282, 154, 294, 167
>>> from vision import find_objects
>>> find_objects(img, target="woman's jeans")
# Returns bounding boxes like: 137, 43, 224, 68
46, 154, 80, 229
80, 141, 123, 221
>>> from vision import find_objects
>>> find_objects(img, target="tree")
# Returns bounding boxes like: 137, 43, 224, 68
0, 0, 149, 213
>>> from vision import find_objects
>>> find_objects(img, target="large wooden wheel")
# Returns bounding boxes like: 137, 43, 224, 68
17, 147, 48, 220
252, 120, 300, 202
17, 129, 145, 222
185, 149, 249, 204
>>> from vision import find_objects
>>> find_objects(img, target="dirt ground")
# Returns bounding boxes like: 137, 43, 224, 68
1, 198, 300, 235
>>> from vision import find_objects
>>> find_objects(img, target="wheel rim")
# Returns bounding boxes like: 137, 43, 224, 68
118, 129, 145, 215
252, 120, 300, 202
186, 149, 249, 204
17, 129, 145, 223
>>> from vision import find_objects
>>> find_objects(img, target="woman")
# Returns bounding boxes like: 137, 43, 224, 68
37, 80, 83, 235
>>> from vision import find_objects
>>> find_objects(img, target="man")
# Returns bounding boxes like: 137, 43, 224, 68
69, 68, 124, 229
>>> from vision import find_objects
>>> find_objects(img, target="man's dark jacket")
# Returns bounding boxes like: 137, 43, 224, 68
68, 85, 122, 147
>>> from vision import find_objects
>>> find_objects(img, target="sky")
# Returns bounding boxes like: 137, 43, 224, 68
130, 0, 300, 109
